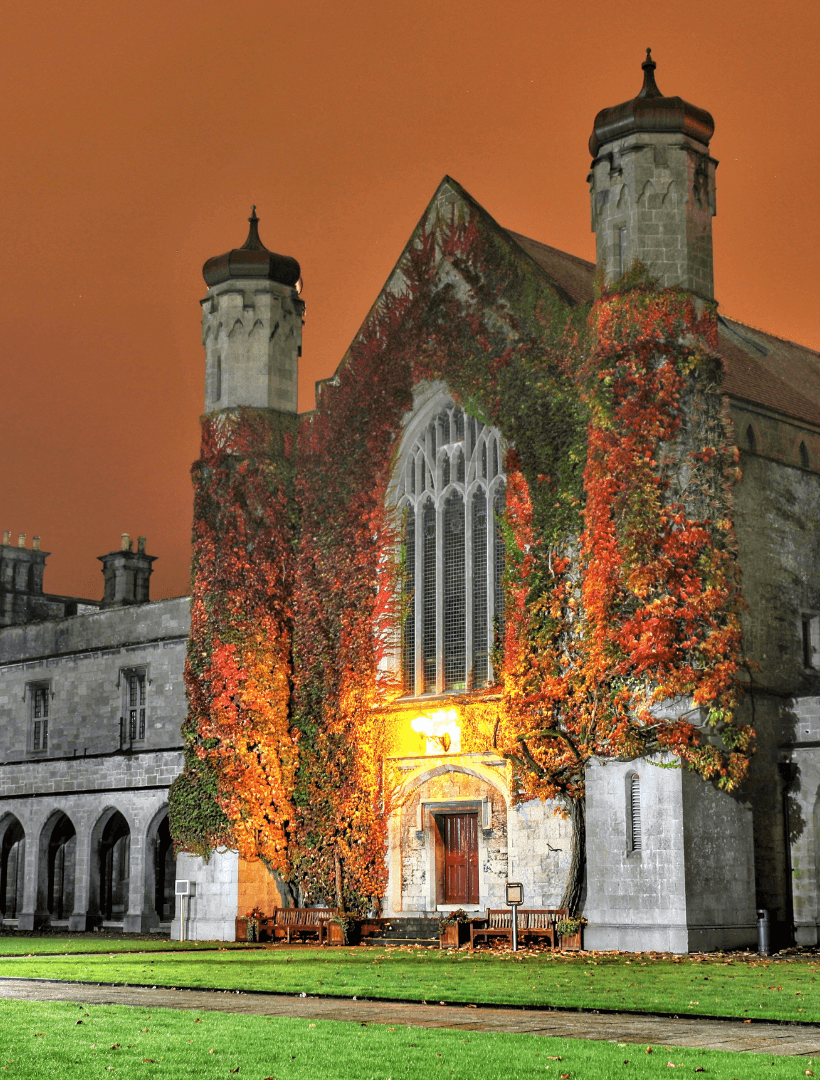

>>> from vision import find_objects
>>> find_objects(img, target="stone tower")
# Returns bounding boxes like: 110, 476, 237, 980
200, 208, 304, 414
588, 50, 717, 298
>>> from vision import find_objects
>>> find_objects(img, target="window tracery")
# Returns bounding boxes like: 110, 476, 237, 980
397, 398, 506, 695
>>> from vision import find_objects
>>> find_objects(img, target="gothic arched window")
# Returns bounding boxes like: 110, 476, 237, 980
397, 397, 506, 695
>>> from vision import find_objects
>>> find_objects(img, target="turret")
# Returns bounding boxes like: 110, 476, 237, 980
200, 208, 304, 414
588, 50, 717, 298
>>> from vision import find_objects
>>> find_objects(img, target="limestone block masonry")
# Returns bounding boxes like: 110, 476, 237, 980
589, 132, 716, 298
584, 756, 757, 953
201, 279, 304, 414
172, 851, 239, 943
0, 597, 189, 932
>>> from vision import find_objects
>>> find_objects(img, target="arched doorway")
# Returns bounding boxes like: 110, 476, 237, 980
47, 814, 76, 921
99, 812, 130, 922
0, 817, 25, 921
153, 815, 175, 923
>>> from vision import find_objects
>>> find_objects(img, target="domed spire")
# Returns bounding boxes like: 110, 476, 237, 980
637, 48, 661, 98
589, 50, 714, 157
202, 207, 301, 289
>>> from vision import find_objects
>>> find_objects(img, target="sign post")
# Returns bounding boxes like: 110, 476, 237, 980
506, 881, 523, 953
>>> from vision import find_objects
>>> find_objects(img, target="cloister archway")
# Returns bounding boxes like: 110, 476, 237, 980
146, 808, 175, 924
36, 811, 77, 923
0, 816, 25, 920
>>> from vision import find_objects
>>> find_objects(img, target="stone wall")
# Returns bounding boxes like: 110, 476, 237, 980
172, 850, 239, 942
0, 598, 189, 762
0, 781, 178, 932
384, 757, 570, 916
585, 756, 756, 953
589, 133, 716, 297
732, 447, 820, 943
0, 598, 189, 933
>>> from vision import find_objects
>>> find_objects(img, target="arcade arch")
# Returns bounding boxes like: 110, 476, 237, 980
89, 809, 131, 924
0, 815, 25, 921
37, 811, 77, 923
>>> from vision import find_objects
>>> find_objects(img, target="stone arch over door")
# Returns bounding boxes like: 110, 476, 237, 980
36, 811, 77, 924
88, 808, 131, 925
391, 763, 511, 914
144, 806, 176, 927
0, 814, 25, 921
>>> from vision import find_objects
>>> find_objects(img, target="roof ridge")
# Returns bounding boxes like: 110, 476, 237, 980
504, 228, 596, 271
720, 314, 820, 359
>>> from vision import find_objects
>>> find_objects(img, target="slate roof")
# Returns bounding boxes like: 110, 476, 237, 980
504, 228, 820, 430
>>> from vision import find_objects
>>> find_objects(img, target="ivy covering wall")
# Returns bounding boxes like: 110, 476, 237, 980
170, 199, 752, 915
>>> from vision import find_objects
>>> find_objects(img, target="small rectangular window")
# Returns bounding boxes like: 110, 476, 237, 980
122, 668, 147, 741
617, 227, 628, 277
30, 683, 50, 752
802, 614, 819, 670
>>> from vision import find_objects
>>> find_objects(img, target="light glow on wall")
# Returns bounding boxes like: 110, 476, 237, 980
410, 709, 461, 755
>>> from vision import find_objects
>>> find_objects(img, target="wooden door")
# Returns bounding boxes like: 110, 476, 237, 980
442, 813, 478, 904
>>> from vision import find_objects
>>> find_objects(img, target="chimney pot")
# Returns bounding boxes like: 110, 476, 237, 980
33, 536, 40, 551
2, 531, 9, 546
121, 533, 132, 552
137, 536, 146, 554
17, 534, 25, 548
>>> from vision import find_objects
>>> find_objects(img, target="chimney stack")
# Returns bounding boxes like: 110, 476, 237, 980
99, 535, 156, 608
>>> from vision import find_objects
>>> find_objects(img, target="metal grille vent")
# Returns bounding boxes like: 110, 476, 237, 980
630, 775, 642, 851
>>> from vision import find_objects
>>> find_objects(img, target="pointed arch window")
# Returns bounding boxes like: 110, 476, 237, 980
399, 399, 506, 695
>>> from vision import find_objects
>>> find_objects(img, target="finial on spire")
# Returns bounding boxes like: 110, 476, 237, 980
638, 46, 661, 98
242, 205, 263, 251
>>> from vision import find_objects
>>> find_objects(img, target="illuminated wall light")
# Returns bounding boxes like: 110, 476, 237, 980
410, 709, 461, 755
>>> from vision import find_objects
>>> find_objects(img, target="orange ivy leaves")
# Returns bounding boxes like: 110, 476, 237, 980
174, 409, 297, 869
495, 275, 752, 801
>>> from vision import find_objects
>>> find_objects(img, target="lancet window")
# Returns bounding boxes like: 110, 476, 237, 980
397, 398, 506, 695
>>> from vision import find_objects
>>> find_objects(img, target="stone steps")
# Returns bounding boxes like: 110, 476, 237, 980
361, 917, 439, 946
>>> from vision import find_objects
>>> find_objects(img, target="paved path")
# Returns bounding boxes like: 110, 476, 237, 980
1, 978, 819, 1057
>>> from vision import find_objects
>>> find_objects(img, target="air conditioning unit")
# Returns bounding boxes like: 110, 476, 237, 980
175, 880, 196, 896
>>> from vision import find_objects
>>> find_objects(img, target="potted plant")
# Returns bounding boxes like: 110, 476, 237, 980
555, 916, 585, 951
329, 911, 357, 945
238, 906, 266, 943
439, 908, 471, 949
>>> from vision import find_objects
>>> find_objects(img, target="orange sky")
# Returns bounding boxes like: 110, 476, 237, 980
1, 0, 817, 601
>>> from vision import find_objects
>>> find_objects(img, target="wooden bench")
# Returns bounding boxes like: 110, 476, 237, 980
470, 908, 568, 949
268, 907, 335, 944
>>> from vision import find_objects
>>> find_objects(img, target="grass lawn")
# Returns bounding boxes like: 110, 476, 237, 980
2, 945, 820, 1022
0, 998, 814, 1080
0, 936, 242, 957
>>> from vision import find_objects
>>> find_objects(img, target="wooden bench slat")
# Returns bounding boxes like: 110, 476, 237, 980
470, 907, 570, 949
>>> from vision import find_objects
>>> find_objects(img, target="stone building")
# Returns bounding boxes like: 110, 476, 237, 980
2, 53, 819, 951
0, 536, 187, 932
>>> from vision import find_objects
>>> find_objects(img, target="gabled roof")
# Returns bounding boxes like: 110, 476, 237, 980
320, 176, 820, 431
504, 227, 820, 430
